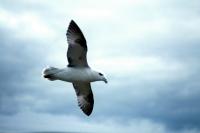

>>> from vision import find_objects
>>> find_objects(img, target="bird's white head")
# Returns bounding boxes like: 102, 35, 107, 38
93, 71, 108, 83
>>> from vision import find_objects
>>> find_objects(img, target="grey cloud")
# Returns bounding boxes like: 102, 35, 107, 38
0, 26, 76, 116
93, 69, 200, 130
0, 0, 200, 132
131, 38, 200, 61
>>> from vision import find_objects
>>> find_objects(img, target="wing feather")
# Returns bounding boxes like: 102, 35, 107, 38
66, 20, 89, 67
72, 82, 94, 116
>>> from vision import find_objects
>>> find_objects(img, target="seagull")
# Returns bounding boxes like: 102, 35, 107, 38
42, 20, 107, 116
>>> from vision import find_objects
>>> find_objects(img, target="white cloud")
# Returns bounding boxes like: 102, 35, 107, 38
90, 56, 189, 81
72, 8, 113, 20
0, 8, 56, 39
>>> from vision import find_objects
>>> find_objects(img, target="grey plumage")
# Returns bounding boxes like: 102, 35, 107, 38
66, 20, 89, 68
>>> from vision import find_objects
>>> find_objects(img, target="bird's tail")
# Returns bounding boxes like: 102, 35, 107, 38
42, 66, 59, 81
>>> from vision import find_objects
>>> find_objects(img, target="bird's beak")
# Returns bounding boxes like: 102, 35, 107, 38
103, 78, 108, 84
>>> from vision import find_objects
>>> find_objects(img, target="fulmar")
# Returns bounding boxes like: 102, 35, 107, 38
42, 20, 107, 116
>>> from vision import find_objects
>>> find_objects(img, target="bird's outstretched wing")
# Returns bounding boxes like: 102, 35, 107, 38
73, 82, 94, 116
66, 20, 89, 67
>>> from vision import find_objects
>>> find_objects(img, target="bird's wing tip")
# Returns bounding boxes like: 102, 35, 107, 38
70, 19, 76, 25
84, 110, 92, 116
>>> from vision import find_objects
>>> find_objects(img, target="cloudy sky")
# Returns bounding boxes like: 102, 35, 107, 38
0, 0, 200, 132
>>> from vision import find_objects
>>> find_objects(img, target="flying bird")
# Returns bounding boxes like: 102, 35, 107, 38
42, 20, 107, 116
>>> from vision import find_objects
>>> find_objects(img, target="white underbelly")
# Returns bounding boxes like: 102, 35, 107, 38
55, 68, 93, 82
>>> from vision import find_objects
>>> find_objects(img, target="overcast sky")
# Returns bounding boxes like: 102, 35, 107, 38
0, 0, 200, 132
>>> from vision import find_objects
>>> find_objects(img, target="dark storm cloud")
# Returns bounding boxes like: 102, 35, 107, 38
0, 26, 76, 116
0, 0, 200, 132
93, 67, 200, 130
0, 27, 42, 114
92, 27, 200, 129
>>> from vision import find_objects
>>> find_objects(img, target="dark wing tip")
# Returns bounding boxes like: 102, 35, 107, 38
82, 108, 93, 116
82, 103, 93, 116
67, 20, 82, 34
79, 103, 93, 116
66, 20, 87, 49
79, 92, 94, 116
85, 110, 92, 116
69, 20, 76, 28
70, 19, 76, 25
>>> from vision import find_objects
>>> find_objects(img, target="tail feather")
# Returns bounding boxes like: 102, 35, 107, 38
42, 66, 59, 81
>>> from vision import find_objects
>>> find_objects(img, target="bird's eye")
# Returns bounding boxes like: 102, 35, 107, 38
99, 73, 103, 76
